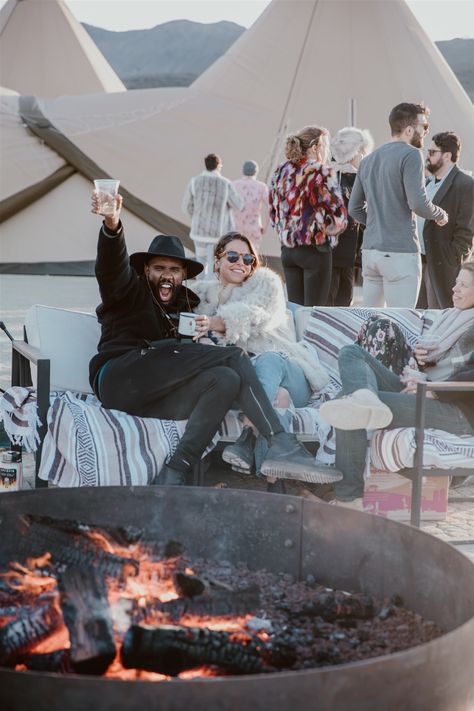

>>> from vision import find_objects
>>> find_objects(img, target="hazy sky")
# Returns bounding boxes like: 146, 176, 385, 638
57, 1, 473, 40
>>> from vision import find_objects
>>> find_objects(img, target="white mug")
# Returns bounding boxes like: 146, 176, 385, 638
178, 312, 196, 336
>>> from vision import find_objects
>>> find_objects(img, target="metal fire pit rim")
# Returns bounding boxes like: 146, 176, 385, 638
2, 612, 474, 686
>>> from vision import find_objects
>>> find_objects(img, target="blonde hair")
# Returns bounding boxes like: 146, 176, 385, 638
330, 127, 374, 164
285, 125, 330, 164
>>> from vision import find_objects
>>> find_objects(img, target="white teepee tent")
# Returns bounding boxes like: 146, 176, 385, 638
0, 0, 125, 96
1, 0, 472, 271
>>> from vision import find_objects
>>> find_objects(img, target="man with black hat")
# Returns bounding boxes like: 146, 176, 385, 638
90, 191, 342, 487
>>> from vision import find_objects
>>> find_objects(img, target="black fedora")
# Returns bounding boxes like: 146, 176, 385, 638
130, 235, 203, 279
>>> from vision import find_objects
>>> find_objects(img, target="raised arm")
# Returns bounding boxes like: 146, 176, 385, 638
91, 192, 137, 305
403, 150, 447, 223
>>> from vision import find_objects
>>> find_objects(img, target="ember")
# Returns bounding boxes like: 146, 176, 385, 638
0, 512, 443, 681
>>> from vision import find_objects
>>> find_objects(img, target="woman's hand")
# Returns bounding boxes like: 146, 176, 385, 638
193, 314, 226, 341
325, 221, 340, 236
413, 343, 435, 367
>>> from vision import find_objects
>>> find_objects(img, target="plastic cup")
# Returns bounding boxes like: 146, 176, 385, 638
94, 179, 120, 215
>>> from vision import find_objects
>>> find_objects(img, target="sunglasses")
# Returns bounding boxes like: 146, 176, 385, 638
223, 250, 255, 266
413, 122, 430, 134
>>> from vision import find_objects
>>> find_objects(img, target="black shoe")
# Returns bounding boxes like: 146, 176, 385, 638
260, 432, 343, 484
152, 464, 187, 486
266, 479, 286, 494
222, 426, 256, 472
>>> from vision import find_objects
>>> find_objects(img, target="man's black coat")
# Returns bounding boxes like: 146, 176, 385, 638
423, 166, 474, 308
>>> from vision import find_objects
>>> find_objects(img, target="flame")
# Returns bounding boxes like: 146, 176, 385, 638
1, 536, 259, 682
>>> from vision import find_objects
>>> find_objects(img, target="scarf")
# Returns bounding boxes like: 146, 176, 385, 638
425, 308, 474, 360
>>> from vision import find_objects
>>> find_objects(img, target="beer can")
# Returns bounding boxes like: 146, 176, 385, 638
0, 450, 22, 492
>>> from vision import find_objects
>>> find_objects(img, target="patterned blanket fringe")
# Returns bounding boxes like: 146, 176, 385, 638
1, 409, 41, 453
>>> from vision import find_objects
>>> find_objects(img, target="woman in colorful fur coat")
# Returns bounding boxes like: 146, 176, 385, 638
193, 231, 330, 476
269, 125, 348, 306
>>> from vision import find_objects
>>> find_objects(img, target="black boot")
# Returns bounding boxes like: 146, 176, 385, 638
260, 432, 343, 484
222, 426, 256, 472
152, 463, 187, 486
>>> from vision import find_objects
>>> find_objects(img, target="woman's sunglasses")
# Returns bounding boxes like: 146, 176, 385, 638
222, 250, 255, 266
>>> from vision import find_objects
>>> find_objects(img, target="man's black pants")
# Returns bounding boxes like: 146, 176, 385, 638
98, 343, 283, 471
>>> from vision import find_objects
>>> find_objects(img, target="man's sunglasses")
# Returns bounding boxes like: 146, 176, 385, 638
223, 250, 255, 266
413, 122, 430, 133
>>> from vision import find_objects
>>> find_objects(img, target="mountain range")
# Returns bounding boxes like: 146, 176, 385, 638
84, 21, 474, 100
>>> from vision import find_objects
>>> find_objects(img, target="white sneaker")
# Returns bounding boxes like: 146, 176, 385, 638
319, 388, 393, 431
329, 497, 365, 511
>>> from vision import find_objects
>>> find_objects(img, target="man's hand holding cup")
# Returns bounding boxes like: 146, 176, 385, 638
92, 179, 122, 232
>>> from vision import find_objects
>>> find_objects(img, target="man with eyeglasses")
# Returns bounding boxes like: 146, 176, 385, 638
89, 193, 341, 488
417, 131, 474, 309
349, 102, 448, 307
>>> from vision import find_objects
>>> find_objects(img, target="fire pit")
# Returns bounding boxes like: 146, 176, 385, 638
1, 487, 474, 711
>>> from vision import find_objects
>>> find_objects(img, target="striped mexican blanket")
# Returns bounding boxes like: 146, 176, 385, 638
1, 387, 473, 487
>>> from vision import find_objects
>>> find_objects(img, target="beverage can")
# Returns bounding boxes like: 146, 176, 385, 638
0, 450, 22, 492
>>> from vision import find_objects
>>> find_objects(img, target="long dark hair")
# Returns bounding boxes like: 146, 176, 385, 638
214, 232, 260, 279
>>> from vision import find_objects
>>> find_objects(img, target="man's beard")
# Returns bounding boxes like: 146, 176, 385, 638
410, 132, 423, 149
426, 157, 443, 175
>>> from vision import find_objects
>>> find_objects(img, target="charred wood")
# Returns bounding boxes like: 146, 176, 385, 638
21, 649, 73, 673
136, 585, 261, 623
22, 514, 144, 547
0, 603, 61, 666
174, 571, 206, 598
121, 624, 265, 676
291, 590, 374, 622
58, 566, 115, 675
20, 522, 139, 579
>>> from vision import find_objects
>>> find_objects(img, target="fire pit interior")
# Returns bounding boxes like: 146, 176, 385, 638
1, 487, 474, 711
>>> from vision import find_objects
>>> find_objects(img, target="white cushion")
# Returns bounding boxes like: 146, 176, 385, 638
294, 307, 313, 340
25, 305, 100, 394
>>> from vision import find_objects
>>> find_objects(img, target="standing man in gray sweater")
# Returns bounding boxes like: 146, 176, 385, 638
349, 103, 448, 307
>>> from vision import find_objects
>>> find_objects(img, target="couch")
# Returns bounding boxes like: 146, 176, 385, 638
4, 304, 474, 526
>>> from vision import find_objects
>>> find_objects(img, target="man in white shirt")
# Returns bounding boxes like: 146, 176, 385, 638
417, 132, 474, 308
182, 154, 243, 277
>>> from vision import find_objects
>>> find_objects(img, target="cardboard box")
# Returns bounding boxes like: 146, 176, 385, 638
363, 469, 449, 522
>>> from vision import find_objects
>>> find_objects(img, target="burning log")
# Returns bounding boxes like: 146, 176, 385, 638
21, 649, 73, 673
58, 567, 115, 675
20, 521, 139, 580
22, 514, 144, 546
291, 590, 375, 622
121, 624, 266, 676
0, 603, 61, 666
139, 585, 261, 622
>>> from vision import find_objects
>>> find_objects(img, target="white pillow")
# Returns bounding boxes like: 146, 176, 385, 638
25, 305, 100, 394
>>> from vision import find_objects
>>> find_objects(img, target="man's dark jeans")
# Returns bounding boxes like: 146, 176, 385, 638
334, 345, 474, 501
99, 343, 284, 472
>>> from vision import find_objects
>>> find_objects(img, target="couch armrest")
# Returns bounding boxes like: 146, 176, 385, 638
12, 340, 41, 365
410, 380, 474, 527
11, 340, 50, 490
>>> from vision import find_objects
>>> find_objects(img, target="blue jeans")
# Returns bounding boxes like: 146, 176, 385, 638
252, 351, 311, 408
252, 351, 311, 474
334, 345, 474, 501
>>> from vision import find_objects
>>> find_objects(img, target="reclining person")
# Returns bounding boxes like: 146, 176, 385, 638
89, 191, 341, 486
192, 231, 334, 483
318, 259, 474, 508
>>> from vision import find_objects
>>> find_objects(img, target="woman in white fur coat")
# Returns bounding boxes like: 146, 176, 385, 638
192, 231, 329, 473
